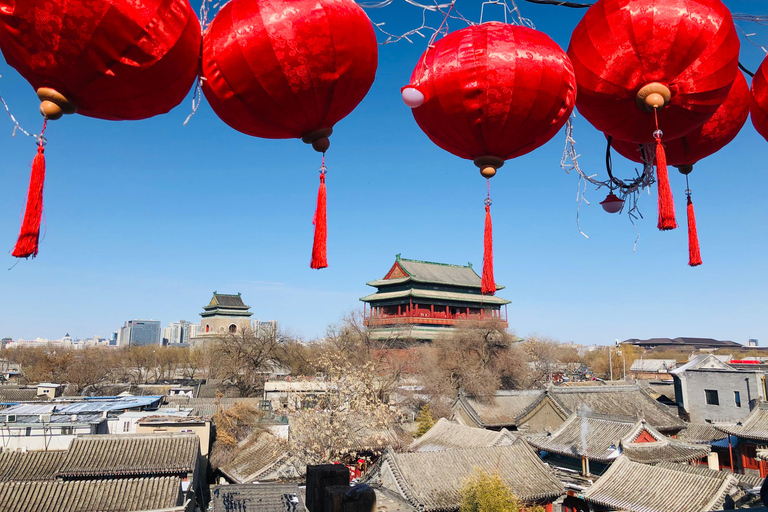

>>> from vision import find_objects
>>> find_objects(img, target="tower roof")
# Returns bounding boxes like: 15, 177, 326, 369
201, 292, 253, 318
366, 255, 505, 290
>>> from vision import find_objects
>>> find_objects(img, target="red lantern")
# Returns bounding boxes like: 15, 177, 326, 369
568, 0, 740, 231
404, 22, 576, 294
0, 0, 202, 259
0, 0, 202, 121
201, 0, 378, 269
751, 56, 768, 143
611, 71, 750, 267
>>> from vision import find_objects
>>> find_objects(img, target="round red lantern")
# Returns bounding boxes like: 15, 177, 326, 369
751, 56, 768, 143
567, 0, 740, 145
0, 0, 202, 259
0, 0, 202, 121
407, 22, 576, 175
201, 0, 378, 269
403, 22, 576, 294
201, 0, 377, 151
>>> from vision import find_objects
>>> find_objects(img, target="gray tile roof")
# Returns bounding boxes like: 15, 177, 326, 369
715, 402, 768, 441
629, 359, 677, 373
0, 451, 66, 482
452, 390, 544, 428
582, 456, 737, 512
550, 385, 684, 432
211, 293, 248, 308
530, 412, 708, 464
653, 462, 763, 491
220, 432, 316, 484
363, 440, 564, 511
0, 388, 40, 402
57, 433, 199, 478
0, 476, 183, 512
211, 483, 305, 512
676, 423, 728, 444
409, 418, 516, 452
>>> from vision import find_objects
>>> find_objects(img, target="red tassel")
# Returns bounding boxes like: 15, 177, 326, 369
310, 172, 327, 269
12, 144, 46, 258
686, 195, 702, 267
655, 136, 677, 230
481, 203, 495, 295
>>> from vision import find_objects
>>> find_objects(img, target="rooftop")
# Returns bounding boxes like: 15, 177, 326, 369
0, 477, 183, 512
715, 402, 768, 441
409, 418, 517, 452
623, 337, 743, 349
363, 441, 564, 511
365, 255, 506, 291
57, 433, 200, 478
219, 431, 316, 484
581, 456, 737, 512
0, 451, 66, 482
211, 483, 305, 512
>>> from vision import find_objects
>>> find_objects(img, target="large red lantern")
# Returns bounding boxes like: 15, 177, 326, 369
0, 0, 202, 258
568, 0, 740, 231
201, 0, 378, 269
611, 72, 750, 267
0, 0, 201, 121
402, 22, 576, 294
751, 56, 768, 143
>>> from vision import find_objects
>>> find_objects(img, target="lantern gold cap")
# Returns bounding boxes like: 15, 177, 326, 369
302, 127, 333, 153
636, 83, 671, 112
474, 155, 504, 178
37, 87, 77, 120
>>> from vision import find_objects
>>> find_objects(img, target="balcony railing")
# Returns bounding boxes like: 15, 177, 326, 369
364, 308, 507, 327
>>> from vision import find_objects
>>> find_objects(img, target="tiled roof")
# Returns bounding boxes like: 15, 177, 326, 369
530, 413, 707, 463
0, 476, 182, 512
0, 388, 40, 401
550, 385, 684, 431
676, 423, 728, 444
715, 403, 768, 441
654, 462, 763, 491
0, 451, 66, 481
220, 432, 315, 484
452, 390, 544, 428
211, 293, 248, 308
582, 456, 737, 512
363, 440, 564, 511
211, 483, 305, 512
629, 359, 677, 372
409, 418, 516, 452
57, 433, 199, 478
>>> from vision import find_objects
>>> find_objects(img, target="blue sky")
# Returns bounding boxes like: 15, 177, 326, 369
0, 0, 766, 345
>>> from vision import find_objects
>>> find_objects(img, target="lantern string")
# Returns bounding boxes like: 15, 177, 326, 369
183, 0, 217, 126
0, 83, 38, 140
561, 115, 653, 249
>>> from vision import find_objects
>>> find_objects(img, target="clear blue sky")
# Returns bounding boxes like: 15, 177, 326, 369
1, 0, 766, 345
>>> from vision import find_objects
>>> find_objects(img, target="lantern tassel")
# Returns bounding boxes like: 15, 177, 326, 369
654, 126, 676, 231
481, 195, 495, 295
13, 128, 47, 259
310, 157, 328, 269
686, 194, 702, 267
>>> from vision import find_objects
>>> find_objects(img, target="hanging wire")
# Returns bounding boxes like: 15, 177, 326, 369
560, 115, 655, 249
183, 0, 219, 125
0, 77, 39, 141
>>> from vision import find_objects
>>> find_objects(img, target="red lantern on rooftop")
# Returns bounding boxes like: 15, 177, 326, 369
403, 22, 576, 294
611, 71, 750, 267
751, 56, 768, 143
0, 0, 202, 258
568, 0, 741, 232
201, 0, 378, 270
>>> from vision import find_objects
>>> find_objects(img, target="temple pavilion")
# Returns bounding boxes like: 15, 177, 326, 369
360, 255, 510, 342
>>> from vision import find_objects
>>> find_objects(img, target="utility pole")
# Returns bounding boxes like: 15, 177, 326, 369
609, 346, 613, 381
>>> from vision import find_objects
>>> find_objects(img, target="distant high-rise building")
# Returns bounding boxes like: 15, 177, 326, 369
110, 332, 118, 346
166, 320, 196, 346
119, 320, 161, 347
748, 338, 759, 347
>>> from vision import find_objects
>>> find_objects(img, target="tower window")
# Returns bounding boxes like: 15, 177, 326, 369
229, 324, 237, 333
705, 389, 719, 406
